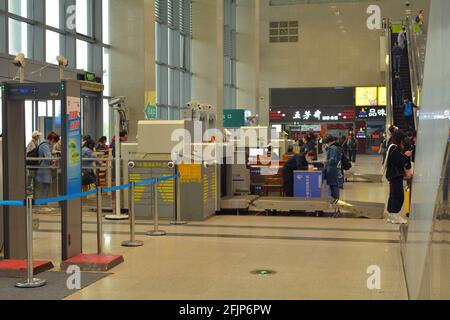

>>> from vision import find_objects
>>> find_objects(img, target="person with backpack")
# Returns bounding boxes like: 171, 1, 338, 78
347, 133, 358, 163
26, 131, 43, 193
35, 132, 60, 206
323, 135, 343, 202
403, 98, 415, 131
416, 10, 425, 35
282, 151, 315, 197
383, 130, 413, 225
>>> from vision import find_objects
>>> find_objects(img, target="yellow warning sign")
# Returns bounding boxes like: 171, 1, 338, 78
179, 164, 202, 183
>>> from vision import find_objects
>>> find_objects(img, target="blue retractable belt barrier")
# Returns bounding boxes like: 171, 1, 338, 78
103, 183, 132, 194
34, 189, 98, 205
0, 200, 26, 207
0, 174, 180, 207
135, 178, 157, 187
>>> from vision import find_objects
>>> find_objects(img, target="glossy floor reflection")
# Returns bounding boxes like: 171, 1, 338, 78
29, 155, 406, 300
33, 215, 406, 300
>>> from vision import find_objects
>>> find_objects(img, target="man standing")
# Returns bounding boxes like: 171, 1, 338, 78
323, 135, 342, 202
392, 42, 403, 73
403, 98, 415, 131
111, 130, 129, 158
347, 133, 358, 164
26, 131, 43, 193
393, 73, 403, 107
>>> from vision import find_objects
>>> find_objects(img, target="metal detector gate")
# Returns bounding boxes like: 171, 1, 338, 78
1, 80, 82, 261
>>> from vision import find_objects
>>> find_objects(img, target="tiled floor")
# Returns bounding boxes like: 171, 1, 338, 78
28, 155, 407, 300
33, 215, 406, 300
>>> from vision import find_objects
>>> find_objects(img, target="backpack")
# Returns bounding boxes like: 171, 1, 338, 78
404, 102, 413, 117
26, 143, 45, 167
415, 15, 420, 23
341, 153, 352, 171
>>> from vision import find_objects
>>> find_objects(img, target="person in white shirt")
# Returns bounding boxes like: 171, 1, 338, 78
26, 131, 43, 193
27, 131, 42, 153
398, 27, 407, 50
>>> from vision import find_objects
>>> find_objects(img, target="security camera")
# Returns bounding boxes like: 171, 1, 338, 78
203, 161, 209, 169
56, 55, 69, 68
200, 104, 213, 112
13, 53, 26, 67
110, 96, 126, 107
405, 0, 411, 7
168, 161, 175, 169
187, 101, 201, 110
128, 161, 136, 169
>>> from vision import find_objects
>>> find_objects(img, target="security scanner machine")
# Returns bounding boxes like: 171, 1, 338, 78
1, 80, 123, 273
219, 127, 385, 219
123, 120, 219, 222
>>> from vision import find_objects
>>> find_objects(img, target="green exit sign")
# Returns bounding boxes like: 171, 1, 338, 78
223, 109, 246, 128
85, 72, 96, 82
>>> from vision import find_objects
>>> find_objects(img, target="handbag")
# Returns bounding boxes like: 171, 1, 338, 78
381, 144, 396, 181
82, 169, 97, 186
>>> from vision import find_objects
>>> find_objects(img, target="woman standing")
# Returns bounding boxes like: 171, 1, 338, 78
384, 131, 413, 225
36, 132, 60, 204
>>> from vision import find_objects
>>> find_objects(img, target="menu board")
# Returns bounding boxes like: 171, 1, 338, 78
355, 87, 378, 106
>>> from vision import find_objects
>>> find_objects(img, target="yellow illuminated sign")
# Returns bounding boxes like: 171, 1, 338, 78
356, 87, 378, 107
378, 87, 387, 106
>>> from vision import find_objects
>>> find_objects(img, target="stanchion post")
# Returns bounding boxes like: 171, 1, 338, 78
122, 182, 144, 247
147, 179, 166, 237
15, 197, 46, 288
97, 188, 104, 255
171, 167, 187, 225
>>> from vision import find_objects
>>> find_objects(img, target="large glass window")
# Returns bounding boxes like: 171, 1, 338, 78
8, 18, 30, 57
0, 0, 111, 137
155, 0, 192, 120
46, 30, 61, 63
8, 0, 29, 18
76, 39, 89, 71
102, 0, 110, 45
45, 0, 60, 28
76, 0, 91, 36
103, 48, 111, 96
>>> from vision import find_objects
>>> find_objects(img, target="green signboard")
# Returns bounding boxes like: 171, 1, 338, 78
145, 104, 158, 120
85, 71, 96, 82
223, 109, 246, 128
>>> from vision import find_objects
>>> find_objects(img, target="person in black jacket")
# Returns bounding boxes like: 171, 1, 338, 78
384, 130, 413, 224
282, 151, 315, 197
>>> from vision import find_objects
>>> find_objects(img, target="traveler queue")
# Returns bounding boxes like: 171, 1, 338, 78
26, 130, 129, 200
283, 130, 355, 202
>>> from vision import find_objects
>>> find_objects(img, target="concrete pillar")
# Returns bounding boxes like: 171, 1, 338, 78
254, 0, 261, 123
192, 0, 224, 129
110, 0, 155, 141
216, 0, 224, 131
236, 0, 256, 114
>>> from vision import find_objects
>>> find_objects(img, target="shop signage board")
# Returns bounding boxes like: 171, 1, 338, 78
356, 106, 387, 119
270, 106, 356, 124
